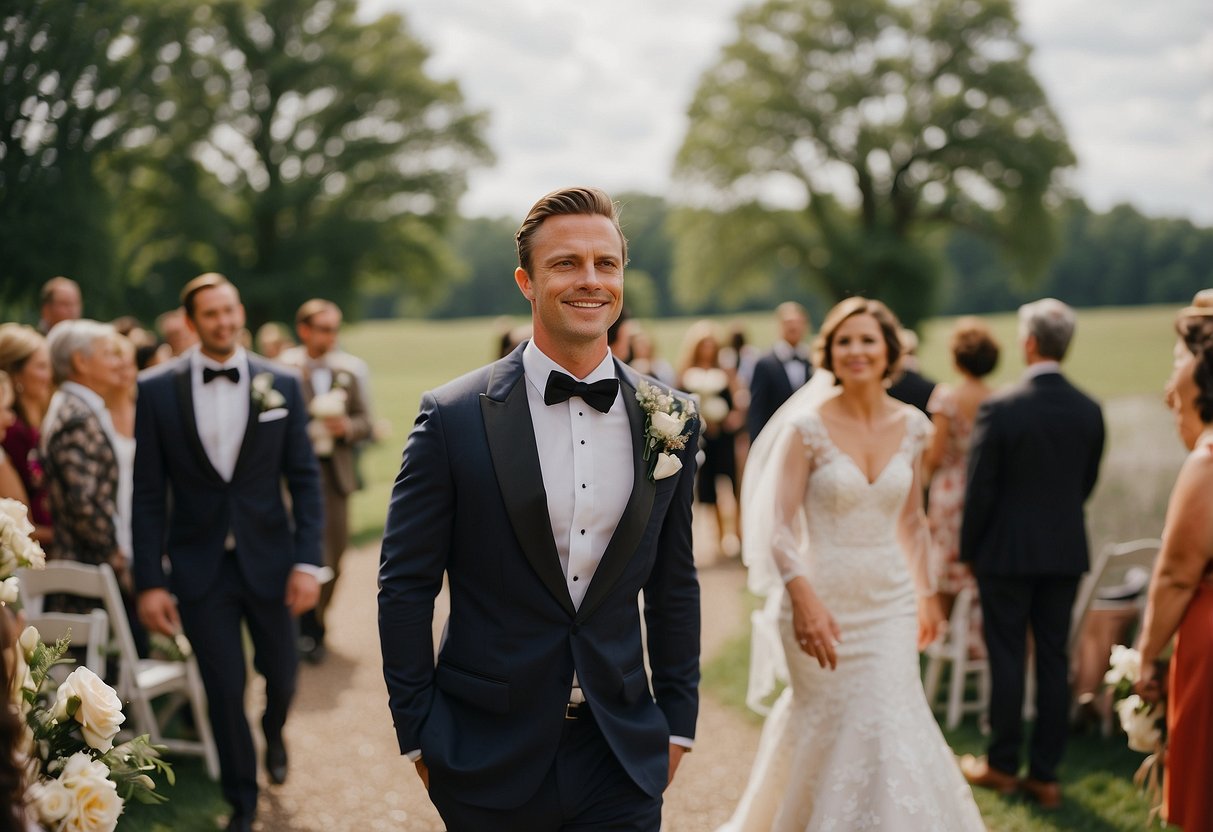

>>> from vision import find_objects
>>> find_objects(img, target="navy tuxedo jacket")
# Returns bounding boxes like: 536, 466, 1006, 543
747, 350, 810, 442
960, 372, 1105, 577
378, 345, 701, 809
131, 355, 324, 602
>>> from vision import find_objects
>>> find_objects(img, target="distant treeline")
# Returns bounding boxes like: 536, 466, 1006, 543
416, 195, 1211, 323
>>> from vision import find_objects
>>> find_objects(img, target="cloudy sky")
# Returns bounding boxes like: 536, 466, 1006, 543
362, 0, 1213, 225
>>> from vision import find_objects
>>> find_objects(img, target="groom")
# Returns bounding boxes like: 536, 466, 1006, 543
379, 186, 701, 830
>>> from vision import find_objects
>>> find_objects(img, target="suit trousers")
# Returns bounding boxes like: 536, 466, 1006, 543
177, 552, 299, 816
427, 706, 663, 832
976, 574, 1079, 782
301, 465, 348, 643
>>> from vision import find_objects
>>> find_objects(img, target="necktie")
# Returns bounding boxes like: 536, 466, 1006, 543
203, 366, 240, 384
544, 371, 619, 413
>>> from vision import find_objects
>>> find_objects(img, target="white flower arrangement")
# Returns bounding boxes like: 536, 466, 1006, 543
635, 380, 696, 481
0, 498, 46, 582
1102, 644, 1166, 817
679, 367, 730, 424
251, 372, 287, 412
307, 388, 348, 457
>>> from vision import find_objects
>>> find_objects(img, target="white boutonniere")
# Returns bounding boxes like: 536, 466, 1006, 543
251, 372, 287, 412
636, 380, 696, 481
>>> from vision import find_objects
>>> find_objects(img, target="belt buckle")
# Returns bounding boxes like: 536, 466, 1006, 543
564, 702, 582, 720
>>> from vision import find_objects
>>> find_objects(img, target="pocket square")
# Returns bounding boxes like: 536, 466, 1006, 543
258, 408, 289, 423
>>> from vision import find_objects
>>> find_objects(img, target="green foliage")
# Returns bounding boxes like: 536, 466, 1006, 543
671, 0, 1075, 325
1, 0, 492, 325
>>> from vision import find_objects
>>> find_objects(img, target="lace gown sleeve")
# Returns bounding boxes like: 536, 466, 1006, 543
769, 421, 815, 585
898, 409, 937, 597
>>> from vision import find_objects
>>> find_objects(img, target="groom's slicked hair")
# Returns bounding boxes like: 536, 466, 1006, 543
181, 272, 239, 320
515, 186, 628, 274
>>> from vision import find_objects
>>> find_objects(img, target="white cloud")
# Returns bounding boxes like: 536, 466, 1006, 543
364, 0, 1213, 224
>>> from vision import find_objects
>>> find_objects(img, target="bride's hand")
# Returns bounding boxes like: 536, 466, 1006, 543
787, 577, 842, 670
916, 594, 946, 650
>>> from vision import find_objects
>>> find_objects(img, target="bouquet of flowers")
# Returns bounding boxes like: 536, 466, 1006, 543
0, 498, 46, 579
1103, 644, 1166, 816
307, 389, 348, 457
680, 367, 730, 425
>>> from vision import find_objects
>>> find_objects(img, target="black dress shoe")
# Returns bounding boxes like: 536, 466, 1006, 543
265, 738, 288, 785
226, 812, 253, 832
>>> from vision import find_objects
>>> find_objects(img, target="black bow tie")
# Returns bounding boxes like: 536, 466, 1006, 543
544, 371, 619, 413
203, 366, 240, 384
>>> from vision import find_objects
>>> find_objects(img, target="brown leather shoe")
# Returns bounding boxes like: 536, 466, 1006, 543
959, 755, 1019, 795
1020, 777, 1063, 809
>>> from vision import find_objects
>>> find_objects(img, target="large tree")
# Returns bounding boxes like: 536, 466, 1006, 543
672, 0, 1075, 326
112, 0, 492, 324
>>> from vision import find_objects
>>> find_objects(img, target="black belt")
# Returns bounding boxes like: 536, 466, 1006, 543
564, 701, 589, 720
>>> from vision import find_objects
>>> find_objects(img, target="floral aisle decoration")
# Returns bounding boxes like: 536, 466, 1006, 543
635, 380, 697, 482
1103, 644, 1166, 819
1, 496, 172, 831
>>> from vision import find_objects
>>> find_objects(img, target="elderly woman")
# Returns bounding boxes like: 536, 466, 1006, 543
1136, 315, 1213, 831
0, 324, 54, 545
41, 320, 128, 597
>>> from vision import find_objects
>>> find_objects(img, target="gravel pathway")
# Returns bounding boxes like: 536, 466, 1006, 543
250, 523, 761, 831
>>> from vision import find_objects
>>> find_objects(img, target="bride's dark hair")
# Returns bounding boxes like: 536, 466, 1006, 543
0, 608, 27, 832
813, 297, 903, 381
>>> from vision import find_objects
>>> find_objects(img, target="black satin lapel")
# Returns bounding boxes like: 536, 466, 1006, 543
173, 362, 223, 484
577, 375, 655, 622
232, 363, 262, 478
481, 375, 576, 617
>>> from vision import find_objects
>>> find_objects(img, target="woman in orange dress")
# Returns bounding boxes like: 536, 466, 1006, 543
1137, 312, 1213, 831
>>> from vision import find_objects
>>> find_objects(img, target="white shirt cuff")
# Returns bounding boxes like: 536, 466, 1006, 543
405, 749, 422, 762
293, 564, 334, 584
669, 735, 694, 750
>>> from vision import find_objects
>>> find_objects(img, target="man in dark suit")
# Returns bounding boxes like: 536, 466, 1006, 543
379, 187, 701, 830
279, 298, 373, 663
887, 328, 937, 415
133, 273, 324, 832
747, 301, 811, 441
958, 298, 1105, 810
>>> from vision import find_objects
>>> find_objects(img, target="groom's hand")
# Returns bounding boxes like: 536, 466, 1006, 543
414, 759, 430, 790
285, 570, 321, 615
667, 744, 686, 787
137, 588, 181, 636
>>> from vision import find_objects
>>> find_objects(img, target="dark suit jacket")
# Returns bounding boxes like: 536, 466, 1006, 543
378, 345, 701, 809
131, 355, 324, 602
887, 367, 937, 416
960, 371, 1105, 576
747, 349, 811, 441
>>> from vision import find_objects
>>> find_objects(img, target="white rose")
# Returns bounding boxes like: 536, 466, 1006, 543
30, 780, 72, 824
19, 626, 39, 660
0, 576, 19, 605
309, 389, 347, 419
65, 770, 123, 832
653, 452, 684, 481
54, 667, 126, 753
307, 420, 334, 457
60, 751, 111, 785
1115, 694, 1163, 753
649, 409, 686, 440
1103, 644, 1141, 687
251, 372, 274, 394
0, 498, 33, 533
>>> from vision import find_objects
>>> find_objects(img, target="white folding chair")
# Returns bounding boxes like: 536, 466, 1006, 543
24, 608, 111, 682
923, 584, 990, 730
19, 561, 220, 778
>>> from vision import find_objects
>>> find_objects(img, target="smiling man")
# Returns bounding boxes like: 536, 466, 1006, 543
379, 187, 701, 831
132, 273, 323, 832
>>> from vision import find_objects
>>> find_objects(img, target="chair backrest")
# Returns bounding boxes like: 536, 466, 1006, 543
1069, 538, 1162, 649
18, 561, 144, 693
25, 608, 111, 679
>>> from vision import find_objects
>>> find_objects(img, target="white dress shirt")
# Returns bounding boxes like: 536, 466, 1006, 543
1023, 360, 1062, 380
522, 341, 633, 610
190, 347, 250, 482
773, 339, 809, 390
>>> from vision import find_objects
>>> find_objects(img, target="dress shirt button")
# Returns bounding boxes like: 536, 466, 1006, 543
581, 483, 586, 489
579, 411, 584, 416
580, 529, 586, 535
572, 575, 579, 582
580, 440, 586, 445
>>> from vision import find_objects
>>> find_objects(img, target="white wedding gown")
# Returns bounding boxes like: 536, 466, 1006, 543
721, 409, 985, 831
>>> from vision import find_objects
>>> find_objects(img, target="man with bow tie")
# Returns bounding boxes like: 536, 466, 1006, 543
747, 301, 813, 441
132, 273, 323, 832
379, 186, 701, 830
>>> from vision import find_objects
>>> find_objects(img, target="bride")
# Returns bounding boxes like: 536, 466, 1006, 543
720, 297, 984, 831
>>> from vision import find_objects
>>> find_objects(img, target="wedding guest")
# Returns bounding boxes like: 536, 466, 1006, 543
41, 320, 128, 603
960, 299, 1105, 809
36, 277, 82, 335
723, 297, 982, 830
133, 273, 322, 832
254, 322, 294, 360
628, 328, 675, 388
0, 372, 30, 508
0, 325, 54, 546
747, 301, 812, 441
380, 187, 700, 829
924, 318, 1000, 637
720, 323, 758, 388
1136, 318, 1213, 831
279, 300, 372, 663
678, 320, 745, 557
888, 328, 937, 415
155, 307, 197, 358
607, 306, 634, 362
104, 334, 142, 655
